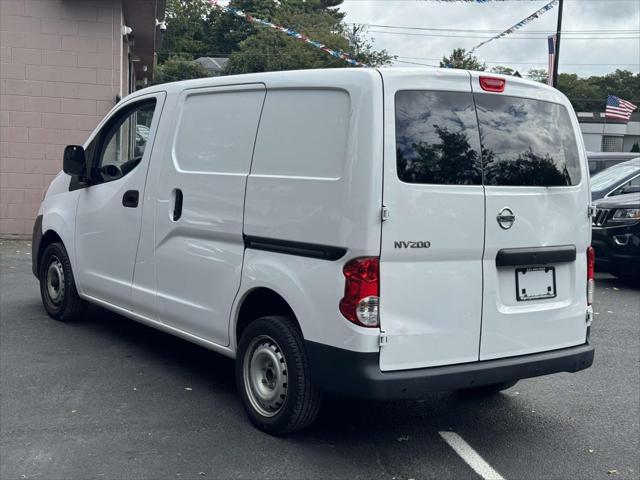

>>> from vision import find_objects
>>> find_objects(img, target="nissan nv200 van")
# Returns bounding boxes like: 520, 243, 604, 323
32, 68, 595, 434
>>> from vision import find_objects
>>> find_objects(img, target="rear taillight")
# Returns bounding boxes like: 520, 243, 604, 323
587, 246, 595, 305
479, 76, 506, 93
339, 257, 380, 328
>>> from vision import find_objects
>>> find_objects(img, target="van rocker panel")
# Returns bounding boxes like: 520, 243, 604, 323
306, 340, 594, 399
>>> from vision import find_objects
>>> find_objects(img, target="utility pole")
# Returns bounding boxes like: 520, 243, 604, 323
552, 0, 564, 88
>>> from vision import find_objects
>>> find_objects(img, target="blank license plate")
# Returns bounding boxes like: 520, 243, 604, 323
515, 267, 556, 301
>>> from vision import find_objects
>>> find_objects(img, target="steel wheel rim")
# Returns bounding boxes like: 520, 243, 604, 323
243, 335, 288, 418
46, 256, 64, 305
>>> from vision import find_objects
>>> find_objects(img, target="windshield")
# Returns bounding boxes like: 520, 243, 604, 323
590, 161, 640, 191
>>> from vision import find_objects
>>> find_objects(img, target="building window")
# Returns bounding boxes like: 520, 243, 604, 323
601, 136, 624, 152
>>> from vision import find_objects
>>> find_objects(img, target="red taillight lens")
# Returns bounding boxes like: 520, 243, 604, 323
479, 76, 506, 93
339, 257, 380, 328
587, 246, 595, 305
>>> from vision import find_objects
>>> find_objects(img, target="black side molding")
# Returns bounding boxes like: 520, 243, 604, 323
244, 235, 347, 261
31, 214, 43, 279
496, 245, 576, 267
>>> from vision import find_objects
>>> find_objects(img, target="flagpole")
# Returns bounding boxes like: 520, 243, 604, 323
602, 100, 607, 152
552, 0, 563, 88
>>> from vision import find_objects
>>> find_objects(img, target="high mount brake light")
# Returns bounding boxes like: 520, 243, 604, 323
479, 76, 506, 93
339, 257, 380, 328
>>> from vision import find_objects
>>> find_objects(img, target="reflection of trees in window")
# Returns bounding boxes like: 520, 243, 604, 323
397, 126, 482, 185
483, 148, 571, 186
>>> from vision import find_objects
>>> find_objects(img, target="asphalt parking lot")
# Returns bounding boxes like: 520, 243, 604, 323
1, 239, 638, 480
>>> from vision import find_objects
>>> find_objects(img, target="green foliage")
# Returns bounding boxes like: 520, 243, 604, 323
526, 68, 548, 83
631, 142, 640, 153
154, 56, 211, 84
522, 68, 640, 112
490, 66, 516, 76
224, 0, 393, 73
439, 48, 486, 71
158, 0, 392, 77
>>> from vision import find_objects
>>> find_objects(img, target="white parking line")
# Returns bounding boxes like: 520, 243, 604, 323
439, 431, 505, 480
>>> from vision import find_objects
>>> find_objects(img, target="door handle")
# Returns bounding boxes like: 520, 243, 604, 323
122, 190, 139, 208
173, 188, 183, 221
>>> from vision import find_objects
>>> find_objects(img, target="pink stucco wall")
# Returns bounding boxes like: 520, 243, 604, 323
1, 0, 124, 235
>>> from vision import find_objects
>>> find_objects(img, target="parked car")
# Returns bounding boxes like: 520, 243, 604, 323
591, 192, 640, 280
590, 158, 640, 201
587, 152, 639, 175
32, 69, 595, 434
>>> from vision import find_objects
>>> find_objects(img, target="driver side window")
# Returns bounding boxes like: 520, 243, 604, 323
93, 100, 156, 183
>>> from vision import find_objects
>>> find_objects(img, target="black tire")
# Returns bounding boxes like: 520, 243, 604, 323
236, 316, 322, 434
39, 242, 87, 321
458, 380, 518, 397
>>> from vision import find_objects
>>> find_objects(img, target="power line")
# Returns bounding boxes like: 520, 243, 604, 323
347, 22, 639, 34
367, 29, 640, 39
396, 56, 640, 65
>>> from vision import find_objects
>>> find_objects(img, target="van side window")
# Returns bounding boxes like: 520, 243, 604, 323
173, 89, 265, 174
93, 100, 157, 184
475, 94, 581, 187
251, 89, 350, 178
395, 90, 482, 185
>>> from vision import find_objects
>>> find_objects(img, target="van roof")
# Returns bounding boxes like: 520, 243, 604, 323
129, 67, 565, 103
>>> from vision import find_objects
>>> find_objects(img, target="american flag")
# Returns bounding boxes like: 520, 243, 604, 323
605, 95, 638, 122
547, 35, 556, 87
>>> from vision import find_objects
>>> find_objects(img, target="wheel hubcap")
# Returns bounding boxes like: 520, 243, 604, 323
46, 257, 64, 305
243, 335, 288, 417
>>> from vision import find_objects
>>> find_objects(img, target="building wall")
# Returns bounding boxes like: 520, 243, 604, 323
0, 0, 124, 235
578, 112, 640, 154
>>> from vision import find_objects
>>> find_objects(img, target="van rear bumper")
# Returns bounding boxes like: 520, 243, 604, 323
305, 340, 594, 400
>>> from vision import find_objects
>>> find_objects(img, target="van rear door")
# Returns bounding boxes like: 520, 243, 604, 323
379, 70, 485, 371
470, 74, 591, 360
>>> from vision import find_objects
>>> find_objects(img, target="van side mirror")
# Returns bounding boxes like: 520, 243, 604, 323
63, 145, 87, 178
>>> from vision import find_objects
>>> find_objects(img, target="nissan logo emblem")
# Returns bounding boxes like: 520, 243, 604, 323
497, 207, 515, 230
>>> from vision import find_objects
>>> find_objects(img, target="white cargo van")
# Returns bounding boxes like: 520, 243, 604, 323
32, 68, 595, 434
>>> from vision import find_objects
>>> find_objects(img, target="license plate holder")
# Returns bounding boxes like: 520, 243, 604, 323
515, 267, 556, 301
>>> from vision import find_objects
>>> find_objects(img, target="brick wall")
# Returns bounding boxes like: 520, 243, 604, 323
1, 0, 124, 235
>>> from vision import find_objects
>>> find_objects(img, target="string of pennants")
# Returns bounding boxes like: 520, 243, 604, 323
209, 0, 557, 67
469, 0, 558, 53
208, 0, 369, 67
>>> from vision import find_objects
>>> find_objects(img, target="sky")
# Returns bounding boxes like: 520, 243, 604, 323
339, 0, 640, 77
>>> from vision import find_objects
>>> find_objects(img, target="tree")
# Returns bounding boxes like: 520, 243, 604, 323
223, 0, 393, 74
526, 68, 548, 83
439, 48, 485, 71
524, 68, 640, 112
154, 56, 211, 84
158, 0, 392, 78
490, 66, 516, 76
159, 0, 219, 61
631, 142, 640, 153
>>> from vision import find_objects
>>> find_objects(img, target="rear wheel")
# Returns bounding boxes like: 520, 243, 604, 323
39, 242, 86, 321
458, 380, 518, 397
236, 316, 322, 434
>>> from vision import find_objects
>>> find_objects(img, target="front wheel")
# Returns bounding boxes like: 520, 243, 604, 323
236, 316, 322, 434
39, 242, 86, 321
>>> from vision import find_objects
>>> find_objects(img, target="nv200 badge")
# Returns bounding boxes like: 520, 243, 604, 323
393, 241, 431, 249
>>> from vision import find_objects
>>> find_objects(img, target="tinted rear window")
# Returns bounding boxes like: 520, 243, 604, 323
395, 91, 582, 187
395, 91, 482, 185
475, 94, 581, 186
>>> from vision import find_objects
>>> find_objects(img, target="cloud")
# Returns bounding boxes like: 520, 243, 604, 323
340, 0, 640, 76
